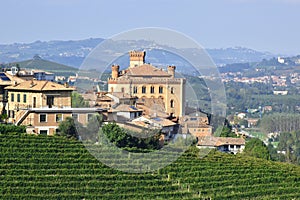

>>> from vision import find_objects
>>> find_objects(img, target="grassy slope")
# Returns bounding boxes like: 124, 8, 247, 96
1, 133, 300, 199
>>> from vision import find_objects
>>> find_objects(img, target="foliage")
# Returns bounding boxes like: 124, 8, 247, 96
244, 138, 270, 160
259, 113, 300, 133
100, 122, 160, 150
57, 117, 79, 139
0, 124, 26, 134
216, 126, 238, 138
276, 131, 300, 164
71, 92, 89, 108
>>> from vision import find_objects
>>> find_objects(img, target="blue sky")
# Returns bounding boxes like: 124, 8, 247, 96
1, 0, 300, 54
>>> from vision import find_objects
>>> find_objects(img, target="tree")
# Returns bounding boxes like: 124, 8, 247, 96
85, 114, 103, 142
57, 117, 78, 139
244, 138, 270, 160
71, 92, 89, 108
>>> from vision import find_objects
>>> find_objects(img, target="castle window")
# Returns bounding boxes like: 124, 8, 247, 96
171, 87, 174, 94
121, 87, 125, 93
17, 94, 20, 102
23, 94, 27, 103
170, 100, 174, 108
11, 93, 14, 102
142, 86, 146, 94
133, 86, 137, 94
150, 86, 155, 94
159, 86, 163, 94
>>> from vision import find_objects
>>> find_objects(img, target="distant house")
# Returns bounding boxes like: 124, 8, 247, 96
197, 136, 245, 154
113, 104, 143, 120
273, 90, 288, 95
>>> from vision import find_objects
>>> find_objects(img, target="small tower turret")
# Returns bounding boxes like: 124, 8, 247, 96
129, 51, 145, 68
111, 65, 120, 79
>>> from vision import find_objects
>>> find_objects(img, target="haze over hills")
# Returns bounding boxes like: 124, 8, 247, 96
0, 38, 278, 69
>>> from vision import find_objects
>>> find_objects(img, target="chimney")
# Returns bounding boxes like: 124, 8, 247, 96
167, 66, 176, 78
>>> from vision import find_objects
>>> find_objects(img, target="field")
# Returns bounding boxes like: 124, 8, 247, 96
1, 133, 300, 199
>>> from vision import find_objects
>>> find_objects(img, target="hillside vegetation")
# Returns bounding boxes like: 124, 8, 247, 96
1, 133, 300, 199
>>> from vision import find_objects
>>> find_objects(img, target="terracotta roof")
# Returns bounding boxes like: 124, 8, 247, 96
114, 104, 142, 112
0, 73, 25, 86
5, 80, 74, 91
126, 64, 171, 77
197, 136, 245, 147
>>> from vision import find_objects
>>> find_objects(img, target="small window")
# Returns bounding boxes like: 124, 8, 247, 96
142, 86, 146, 94
11, 93, 14, 102
40, 130, 48, 135
236, 145, 241, 149
10, 110, 15, 118
150, 86, 155, 94
23, 94, 27, 103
17, 94, 20, 102
121, 87, 125, 93
88, 113, 94, 121
159, 86, 163, 94
72, 113, 79, 122
170, 100, 174, 108
230, 145, 234, 149
133, 86, 137, 94
171, 87, 174, 94
56, 114, 63, 122
40, 114, 47, 122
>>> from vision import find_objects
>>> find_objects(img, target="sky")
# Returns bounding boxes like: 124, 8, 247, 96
0, 0, 300, 55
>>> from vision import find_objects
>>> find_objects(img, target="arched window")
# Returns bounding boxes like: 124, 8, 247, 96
133, 86, 137, 94
170, 99, 174, 108
150, 86, 155, 94
170, 87, 174, 94
159, 86, 163, 94
142, 86, 146, 94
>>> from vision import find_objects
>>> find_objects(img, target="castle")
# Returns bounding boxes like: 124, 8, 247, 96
107, 51, 186, 118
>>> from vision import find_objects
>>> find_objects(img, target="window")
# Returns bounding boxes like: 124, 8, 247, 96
11, 93, 14, 102
230, 145, 234, 149
170, 100, 174, 108
46, 96, 54, 108
23, 94, 27, 103
133, 86, 137, 94
150, 86, 155, 94
170, 87, 174, 94
40, 114, 47, 122
111, 87, 114, 92
40, 130, 48, 135
159, 86, 163, 94
72, 113, 79, 122
87, 113, 94, 121
9, 110, 15, 118
17, 94, 20, 102
142, 86, 146, 94
56, 114, 63, 122
236, 145, 241, 149
121, 87, 125, 93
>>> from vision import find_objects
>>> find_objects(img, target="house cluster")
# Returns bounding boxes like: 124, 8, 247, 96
0, 50, 245, 154
221, 71, 300, 88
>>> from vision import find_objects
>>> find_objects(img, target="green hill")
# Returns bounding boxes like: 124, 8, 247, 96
7, 56, 78, 76
1, 133, 300, 199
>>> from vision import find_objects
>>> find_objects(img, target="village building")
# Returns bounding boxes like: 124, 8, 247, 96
4, 80, 106, 135
197, 136, 245, 154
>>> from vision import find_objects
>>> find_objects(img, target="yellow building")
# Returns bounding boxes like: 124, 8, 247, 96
107, 51, 186, 118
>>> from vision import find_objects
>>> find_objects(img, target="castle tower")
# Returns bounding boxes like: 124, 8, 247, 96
129, 51, 145, 68
167, 66, 176, 78
111, 65, 120, 79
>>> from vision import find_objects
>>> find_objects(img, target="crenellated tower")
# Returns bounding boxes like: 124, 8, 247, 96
129, 51, 145, 68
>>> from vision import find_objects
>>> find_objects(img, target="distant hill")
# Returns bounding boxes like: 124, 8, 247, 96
0, 38, 277, 68
8, 55, 77, 71
1, 133, 300, 199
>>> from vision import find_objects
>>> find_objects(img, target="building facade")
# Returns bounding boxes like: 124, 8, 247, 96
107, 51, 186, 118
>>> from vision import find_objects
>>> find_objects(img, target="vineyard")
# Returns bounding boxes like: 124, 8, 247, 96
1, 133, 300, 199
